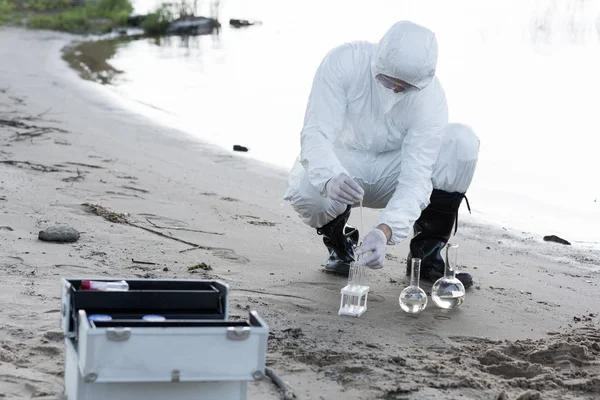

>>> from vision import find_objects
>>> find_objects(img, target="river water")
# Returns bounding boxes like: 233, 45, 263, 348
81, 0, 600, 248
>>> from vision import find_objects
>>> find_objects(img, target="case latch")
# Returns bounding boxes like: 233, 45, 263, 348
227, 327, 250, 340
106, 328, 131, 341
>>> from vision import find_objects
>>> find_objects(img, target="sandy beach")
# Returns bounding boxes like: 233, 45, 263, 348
1, 27, 599, 400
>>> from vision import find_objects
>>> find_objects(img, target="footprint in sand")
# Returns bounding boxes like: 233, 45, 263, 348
247, 220, 276, 226
478, 355, 552, 379
42, 331, 63, 342
212, 249, 250, 264
110, 171, 138, 179
0, 345, 16, 362
31, 346, 61, 357
235, 214, 277, 226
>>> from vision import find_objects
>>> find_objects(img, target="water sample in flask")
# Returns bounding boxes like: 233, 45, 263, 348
431, 243, 465, 309
399, 257, 428, 314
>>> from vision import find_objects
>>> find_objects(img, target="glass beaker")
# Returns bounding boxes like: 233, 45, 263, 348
399, 257, 428, 314
338, 245, 369, 317
431, 243, 465, 309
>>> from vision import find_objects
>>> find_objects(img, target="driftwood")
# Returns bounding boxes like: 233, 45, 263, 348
0, 160, 61, 172
265, 368, 296, 400
132, 259, 157, 265
66, 162, 104, 169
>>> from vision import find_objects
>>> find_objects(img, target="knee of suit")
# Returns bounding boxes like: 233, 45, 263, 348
432, 123, 480, 193
284, 164, 347, 228
442, 123, 480, 162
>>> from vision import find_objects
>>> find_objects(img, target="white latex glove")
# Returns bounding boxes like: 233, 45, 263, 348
355, 229, 387, 268
325, 173, 364, 205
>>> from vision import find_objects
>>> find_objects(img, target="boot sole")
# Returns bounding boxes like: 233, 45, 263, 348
324, 260, 351, 277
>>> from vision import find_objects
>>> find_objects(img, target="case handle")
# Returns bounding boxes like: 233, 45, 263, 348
106, 328, 131, 341
226, 326, 250, 340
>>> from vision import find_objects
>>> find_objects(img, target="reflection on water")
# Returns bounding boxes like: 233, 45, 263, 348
61, 29, 223, 85
67, 0, 600, 246
62, 39, 129, 85
150, 31, 222, 53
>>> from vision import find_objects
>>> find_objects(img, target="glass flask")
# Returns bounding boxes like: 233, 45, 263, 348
399, 257, 428, 314
431, 243, 466, 309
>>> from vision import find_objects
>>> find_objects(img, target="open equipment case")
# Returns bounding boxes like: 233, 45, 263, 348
60, 278, 269, 400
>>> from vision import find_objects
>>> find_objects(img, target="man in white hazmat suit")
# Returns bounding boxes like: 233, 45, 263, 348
283, 21, 480, 288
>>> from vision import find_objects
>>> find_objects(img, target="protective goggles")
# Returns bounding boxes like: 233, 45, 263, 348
375, 74, 416, 92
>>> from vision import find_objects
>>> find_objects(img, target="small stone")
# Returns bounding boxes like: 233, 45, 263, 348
38, 226, 80, 243
163, 267, 169, 272
543, 235, 571, 245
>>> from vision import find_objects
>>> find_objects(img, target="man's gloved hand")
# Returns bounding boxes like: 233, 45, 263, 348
325, 173, 364, 205
355, 229, 387, 268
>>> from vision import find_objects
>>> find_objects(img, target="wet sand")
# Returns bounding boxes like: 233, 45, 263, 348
0, 27, 599, 400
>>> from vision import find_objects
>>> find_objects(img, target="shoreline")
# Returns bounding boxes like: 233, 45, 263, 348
58, 31, 293, 177
1, 27, 600, 400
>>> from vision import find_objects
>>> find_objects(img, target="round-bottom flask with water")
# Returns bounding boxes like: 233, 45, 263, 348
431, 243, 465, 309
399, 257, 427, 314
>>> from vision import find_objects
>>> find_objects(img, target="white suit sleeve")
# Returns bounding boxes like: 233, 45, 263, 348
377, 93, 448, 245
300, 46, 351, 194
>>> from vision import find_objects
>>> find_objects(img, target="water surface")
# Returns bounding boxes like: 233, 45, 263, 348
75, 0, 600, 247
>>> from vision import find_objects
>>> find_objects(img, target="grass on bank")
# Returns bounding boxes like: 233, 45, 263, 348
138, 4, 173, 35
0, 0, 16, 24
0, 0, 174, 35
0, 0, 215, 35
26, 0, 132, 34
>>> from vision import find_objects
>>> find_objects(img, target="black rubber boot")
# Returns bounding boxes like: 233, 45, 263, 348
406, 189, 474, 289
316, 205, 359, 276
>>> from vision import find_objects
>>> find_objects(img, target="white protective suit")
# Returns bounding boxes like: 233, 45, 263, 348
284, 21, 480, 245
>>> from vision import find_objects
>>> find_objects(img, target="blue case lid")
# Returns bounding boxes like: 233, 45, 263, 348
88, 314, 112, 321
142, 314, 166, 321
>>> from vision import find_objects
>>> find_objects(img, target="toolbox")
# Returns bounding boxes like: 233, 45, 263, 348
60, 278, 269, 400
